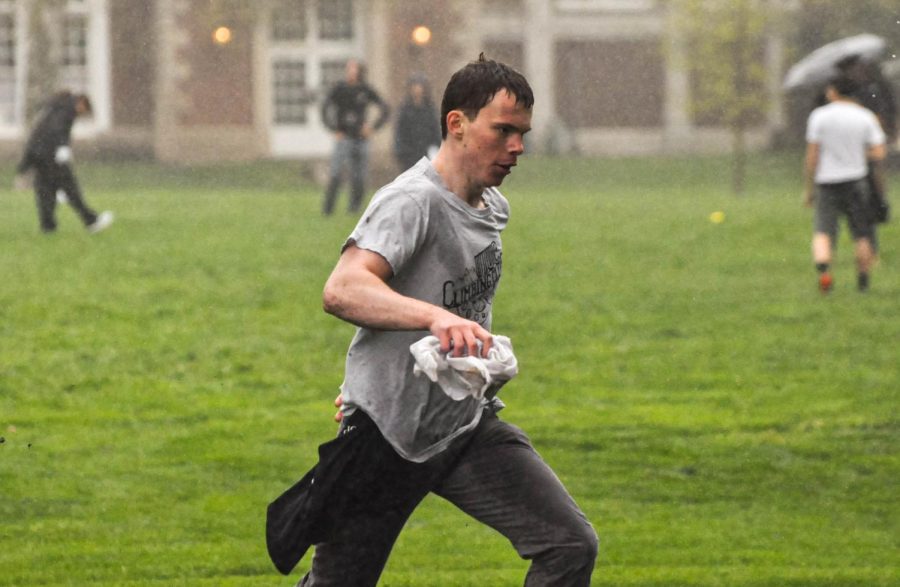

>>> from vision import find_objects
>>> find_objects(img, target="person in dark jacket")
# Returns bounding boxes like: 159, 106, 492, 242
833, 55, 896, 257
320, 60, 390, 215
836, 55, 897, 144
393, 74, 441, 172
14, 91, 113, 234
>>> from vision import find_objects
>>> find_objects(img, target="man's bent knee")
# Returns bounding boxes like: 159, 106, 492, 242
527, 521, 598, 586
571, 522, 599, 567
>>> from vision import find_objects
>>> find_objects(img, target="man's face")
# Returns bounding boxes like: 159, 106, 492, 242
459, 90, 532, 188
345, 60, 360, 84
75, 98, 90, 116
410, 83, 425, 104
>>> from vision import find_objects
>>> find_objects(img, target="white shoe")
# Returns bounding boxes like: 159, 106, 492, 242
88, 211, 114, 234
56, 190, 68, 204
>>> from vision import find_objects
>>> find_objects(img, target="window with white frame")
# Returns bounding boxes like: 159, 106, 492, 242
320, 59, 347, 90
317, 0, 353, 40
0, 0, 109, 135
266, 0, 362, 156
60, 0, 109, 133
273, 58, 309, 124
60, 7, 89, 93
0, 0, 18, 127
267, 0, 359, 123
271, 57, 349, 127
271, 0, 307, 42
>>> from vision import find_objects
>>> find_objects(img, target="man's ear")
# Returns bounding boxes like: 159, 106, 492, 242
446, 110, 466, 138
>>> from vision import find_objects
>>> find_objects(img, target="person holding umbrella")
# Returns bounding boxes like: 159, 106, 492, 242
786, 37, 895, 261
804, 74, 886, 292
837, 54, 897, 144
836, 54, 896, 259
783, 34, 888, 92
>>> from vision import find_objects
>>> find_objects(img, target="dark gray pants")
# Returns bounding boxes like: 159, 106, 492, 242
300, 411, 598, 586
814, 178, 874, 241
34, 162, 97, 232
322, 138, 369, 215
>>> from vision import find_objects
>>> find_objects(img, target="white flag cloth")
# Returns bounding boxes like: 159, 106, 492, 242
54, 146, 73, 164
410, 335, 518, 401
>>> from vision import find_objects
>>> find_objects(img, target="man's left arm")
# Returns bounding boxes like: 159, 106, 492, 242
366, 87, 390, 134
320, 87, 340, 134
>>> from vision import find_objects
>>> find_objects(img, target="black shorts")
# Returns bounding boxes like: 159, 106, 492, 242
814, 178, 874, 241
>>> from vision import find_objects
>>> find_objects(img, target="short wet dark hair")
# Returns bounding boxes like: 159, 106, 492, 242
75, 93, 93, 115
440, 53, 534, 139
828, 74, 859, 99
836, 54, 861, 71
49, 90, 92, 115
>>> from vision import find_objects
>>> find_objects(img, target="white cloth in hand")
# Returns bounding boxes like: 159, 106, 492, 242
54, 146, 73, 164
410, 335, 518, 401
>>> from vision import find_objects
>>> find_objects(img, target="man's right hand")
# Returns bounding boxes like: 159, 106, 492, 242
802, 189, 815, 208
333, 394, 343, 422
429, 310, 493, 358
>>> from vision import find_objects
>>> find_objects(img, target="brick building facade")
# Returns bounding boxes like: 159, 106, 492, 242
1, 0, 788, 165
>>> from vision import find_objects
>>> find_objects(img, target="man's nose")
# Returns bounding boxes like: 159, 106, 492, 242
509, 135, 525, 156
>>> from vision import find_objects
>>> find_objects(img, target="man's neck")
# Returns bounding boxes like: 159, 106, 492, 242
830, 95, 858, 105
432, 149, 486, 208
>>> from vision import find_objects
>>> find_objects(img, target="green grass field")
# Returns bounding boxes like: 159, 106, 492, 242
1, 153, 897, 586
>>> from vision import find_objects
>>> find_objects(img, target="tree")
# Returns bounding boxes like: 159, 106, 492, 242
671, 0, 782, 194
790, 0, 899, 57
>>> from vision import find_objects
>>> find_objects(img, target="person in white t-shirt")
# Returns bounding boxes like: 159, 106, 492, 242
804, 74, 886, 292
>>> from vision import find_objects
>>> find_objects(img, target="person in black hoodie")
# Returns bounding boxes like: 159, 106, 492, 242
836, 55, 897, 144
320, 60, 389, 215
392, 74, 441, 172
14, 91, 112, 234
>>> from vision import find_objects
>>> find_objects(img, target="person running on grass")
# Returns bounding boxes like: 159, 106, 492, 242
804, 74, 886, 292
282, 54, 598, 586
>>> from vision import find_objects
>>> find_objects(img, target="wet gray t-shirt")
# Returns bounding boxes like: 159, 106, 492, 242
339, 157, 509, 462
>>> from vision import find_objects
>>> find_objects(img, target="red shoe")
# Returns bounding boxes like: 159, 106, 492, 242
818, 272, 833, 293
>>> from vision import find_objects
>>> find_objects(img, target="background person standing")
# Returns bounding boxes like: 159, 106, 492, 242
14, 91, 113, 234
392, 73, 441, 172
804, 75, 886, 292
320, 59, 389, 215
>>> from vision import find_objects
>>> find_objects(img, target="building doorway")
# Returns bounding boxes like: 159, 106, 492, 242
264, 0, 363, 158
